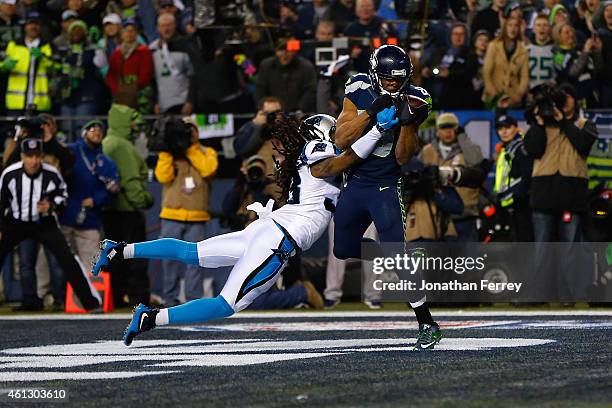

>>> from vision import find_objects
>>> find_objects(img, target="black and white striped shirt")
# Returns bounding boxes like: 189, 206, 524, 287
0, 161, 68, 224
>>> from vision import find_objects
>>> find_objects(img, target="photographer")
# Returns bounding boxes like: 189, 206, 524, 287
233, 96, 283, 182
222, 155, 277, 230
523, 83, 598, 242
154, 117, 218, 307
421, 113, 486, 241
402, 159, 465, 242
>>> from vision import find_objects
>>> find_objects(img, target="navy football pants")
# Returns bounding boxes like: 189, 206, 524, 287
333, 179, 404, 260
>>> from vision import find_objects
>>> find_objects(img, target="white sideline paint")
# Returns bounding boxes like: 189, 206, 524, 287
1, 310, 612, 320
0, 338, 555, 381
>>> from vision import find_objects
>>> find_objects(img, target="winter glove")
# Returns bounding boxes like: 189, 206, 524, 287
0, 58, 17, 71
31, 47, 43, 60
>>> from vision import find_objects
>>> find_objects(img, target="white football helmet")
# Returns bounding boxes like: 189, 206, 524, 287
301, 114, 337, 142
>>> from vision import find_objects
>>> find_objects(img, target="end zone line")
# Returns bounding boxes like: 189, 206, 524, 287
0, 310, 611, 320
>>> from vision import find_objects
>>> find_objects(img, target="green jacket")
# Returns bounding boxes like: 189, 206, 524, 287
102, 103, 154, 212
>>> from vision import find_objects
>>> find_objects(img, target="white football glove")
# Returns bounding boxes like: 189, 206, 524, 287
246, 199, 275, 219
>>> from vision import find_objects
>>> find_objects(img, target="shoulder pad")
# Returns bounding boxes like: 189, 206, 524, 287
300, 140, 337, 166
345, 73, 372, 95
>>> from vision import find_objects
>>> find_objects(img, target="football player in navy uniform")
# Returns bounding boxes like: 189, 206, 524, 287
333, 45, 442, 350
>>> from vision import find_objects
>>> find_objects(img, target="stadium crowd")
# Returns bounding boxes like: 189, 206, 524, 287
0, 0, 610, 312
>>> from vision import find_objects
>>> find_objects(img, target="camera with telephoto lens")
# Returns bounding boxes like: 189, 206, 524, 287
402, 165, 462, 203
525, 84, 567, 125
149, 117, 192, 157
244, 155, 268, 184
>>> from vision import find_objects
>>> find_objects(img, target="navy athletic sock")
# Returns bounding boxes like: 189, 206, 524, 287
165, 295, 234, 324
128, 238, 200, 266
412, 303, 435, 325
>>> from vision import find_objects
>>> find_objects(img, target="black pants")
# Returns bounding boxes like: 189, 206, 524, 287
0, 217, 100, 310
102, 210, 150, 307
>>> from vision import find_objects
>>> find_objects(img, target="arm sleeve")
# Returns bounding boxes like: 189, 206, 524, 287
456, 132, 484, 166
186, 143, 218, 178
154, 151, 175, 183
561, 119, 597, 157
137, 48, 154, 89
111, 146, 154, 209
523, 125, 547, 159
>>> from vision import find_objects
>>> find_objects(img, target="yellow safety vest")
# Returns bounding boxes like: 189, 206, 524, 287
5, 40, 53, 111
494, 146, 514, 207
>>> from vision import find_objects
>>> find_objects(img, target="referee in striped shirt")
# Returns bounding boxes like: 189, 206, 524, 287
0, 138, 101, 311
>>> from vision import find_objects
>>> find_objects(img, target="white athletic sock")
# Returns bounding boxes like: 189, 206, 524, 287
155, 308, 169, 326
409, 297, 426, 308
123, 243, 135, 259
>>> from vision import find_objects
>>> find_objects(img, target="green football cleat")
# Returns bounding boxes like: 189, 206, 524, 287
414, 322, 442, 350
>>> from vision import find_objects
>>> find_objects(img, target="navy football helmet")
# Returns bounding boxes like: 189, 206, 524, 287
369, 45, 413, 97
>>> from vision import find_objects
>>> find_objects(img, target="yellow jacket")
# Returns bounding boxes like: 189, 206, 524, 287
4, 40, 54, 111
155, 143, 218, 222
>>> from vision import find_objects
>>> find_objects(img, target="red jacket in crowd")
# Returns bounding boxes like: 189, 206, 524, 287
105, 44, 154, 95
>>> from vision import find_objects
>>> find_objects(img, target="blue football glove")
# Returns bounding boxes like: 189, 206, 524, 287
376, 106, 399, 131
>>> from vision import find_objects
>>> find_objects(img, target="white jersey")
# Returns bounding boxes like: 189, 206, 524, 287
270, 139, 341, 251
527, 42, 555, 88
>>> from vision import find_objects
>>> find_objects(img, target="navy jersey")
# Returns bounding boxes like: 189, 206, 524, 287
343, 73, 431, 183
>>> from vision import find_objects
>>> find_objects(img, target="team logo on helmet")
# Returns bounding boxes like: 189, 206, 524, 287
368, 45, 413, 97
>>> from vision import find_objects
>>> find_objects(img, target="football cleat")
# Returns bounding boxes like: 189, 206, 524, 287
91, 239, 125, 276
414, 322, 442, 351
123, 303, 159, 346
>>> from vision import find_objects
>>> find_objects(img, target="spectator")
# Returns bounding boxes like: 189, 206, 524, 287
255, 39, 317, 112
471, 0, 507, 37
102, 103, 154, 308
328, 0, 357, 34
552, 22, 603, 107
105, 19, 153, 110
53, 10, 78, 50
482, 17, 529, 108
280, 0, 331, 39
154, 118, 218, 307
598, 0, 612, 106
0, 137, 101, 312
0, 0, 19, 42
466, 29, 491, 108
93, 13, 122, 77
0, 11, 56, 116
437, 23, 481, 109
493, 115, 534, 241
421, 113, 485, 241
60, 120, 119, 289
343, 0, 397, 40
573, 0, 602, 36
300, 19, 336, 64
150, 13, 194, 115
550, 3, 570, 29
156, 0, 195, 36
527, 13, 555, 89
57, 20, 107, 136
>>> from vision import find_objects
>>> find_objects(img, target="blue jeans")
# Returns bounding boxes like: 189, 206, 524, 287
60, 102, 99, 138
159, 219, 207, 306
19, 239, 65, 305
248, 285, 307, 309
453, 218, 479, 242
532, 210, 582, 243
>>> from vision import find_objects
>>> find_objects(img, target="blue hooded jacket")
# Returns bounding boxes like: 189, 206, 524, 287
59, 137, 119, 229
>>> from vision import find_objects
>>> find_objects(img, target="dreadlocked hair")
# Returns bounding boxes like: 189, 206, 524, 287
271, 116, 320, 203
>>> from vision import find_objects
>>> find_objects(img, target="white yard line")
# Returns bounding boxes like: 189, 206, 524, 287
1, 310, 611, 320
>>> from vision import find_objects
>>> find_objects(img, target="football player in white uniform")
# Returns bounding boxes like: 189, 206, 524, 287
92, 110, 397, 345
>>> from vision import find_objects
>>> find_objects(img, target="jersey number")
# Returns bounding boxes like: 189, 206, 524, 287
529, 56, 553, 81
